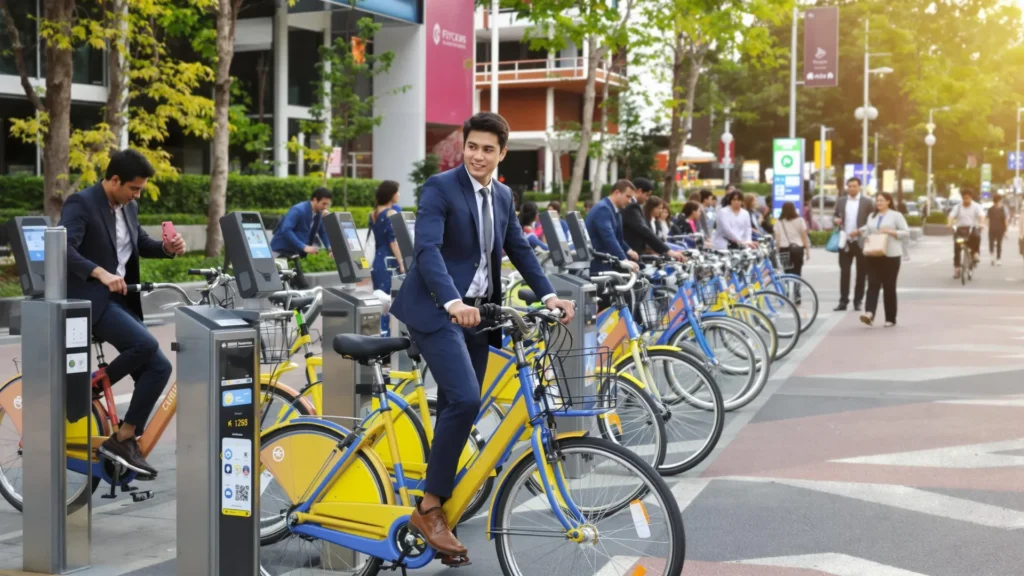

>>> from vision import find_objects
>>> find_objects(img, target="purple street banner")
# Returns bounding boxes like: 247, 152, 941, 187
804, 7, 839, 88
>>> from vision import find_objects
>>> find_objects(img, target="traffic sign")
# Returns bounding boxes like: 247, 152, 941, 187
1008, 152, 1024, 171
772, 138, 805, 217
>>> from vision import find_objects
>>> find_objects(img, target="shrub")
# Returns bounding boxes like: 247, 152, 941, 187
0, 176, 45, 211
905, 215, 923, 227
809, 230, 833, 247
926, 211, 948, 225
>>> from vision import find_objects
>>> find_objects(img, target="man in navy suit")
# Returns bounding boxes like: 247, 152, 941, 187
270, 187, 333, 288
391, 113, 575, 560
586, 179, 641, 277
60, 149, 186, 478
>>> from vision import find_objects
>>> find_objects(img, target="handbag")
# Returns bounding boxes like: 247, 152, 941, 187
863, 213, 891, 257
778, 220, 803, 271
825, 228, 842, 253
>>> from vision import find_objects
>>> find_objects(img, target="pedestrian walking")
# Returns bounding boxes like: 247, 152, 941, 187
833, 177, 873, 311
369, 180, 403, 335
851, 192, 909, 328
987, 194, 1009, 266
775, 202, 810, 301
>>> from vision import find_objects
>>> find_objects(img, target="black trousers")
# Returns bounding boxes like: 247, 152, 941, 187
838, 242, 866, 307
865, 256, 901, 323
989, 228, 1005, 260
953, 227, 981, 268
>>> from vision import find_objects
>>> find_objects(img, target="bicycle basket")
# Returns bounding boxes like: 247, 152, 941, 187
259, 316, 297, 366
533, 346, 615, 417
697, 280, 720, 308
636, 293, 672, 332
774, 248, 791, 271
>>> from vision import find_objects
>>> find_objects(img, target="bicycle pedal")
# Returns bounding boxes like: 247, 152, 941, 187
131, 490, 154, 503
439, 554, 471, 567
121, 484, 139, 493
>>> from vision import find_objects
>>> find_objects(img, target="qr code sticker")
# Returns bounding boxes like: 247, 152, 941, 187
234, 484, 250, 502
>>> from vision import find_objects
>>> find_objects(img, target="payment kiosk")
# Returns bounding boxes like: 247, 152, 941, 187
173, 212, 272, 576
388, 211, 416, 370
6, 216, 48, 335
321, 212, 382, 419
536, 211, 600, 434
18, 226, 93, 574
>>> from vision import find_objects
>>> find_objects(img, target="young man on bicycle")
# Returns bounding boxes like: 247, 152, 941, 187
949, 189, 985, 279
60, 150, 187, 478
391, 112, 575, 561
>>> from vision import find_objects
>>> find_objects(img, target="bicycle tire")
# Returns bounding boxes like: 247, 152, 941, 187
258, 423, 389, 572
493, 437, 686, 576
670, 318, 770, 411
751, 291, 801, 360
775, 275, 819, 333
729, 304, 780, 361
595, 375, 668, 473
0, 380, 104, 513
258, 383, 316, 431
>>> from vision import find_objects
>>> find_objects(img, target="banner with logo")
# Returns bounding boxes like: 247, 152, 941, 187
772, 138, 805, 218
426, 0, 474, 126
804, 7, 839, 88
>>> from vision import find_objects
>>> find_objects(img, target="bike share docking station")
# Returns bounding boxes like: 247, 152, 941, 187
172, 211, 279, 576
12, 222, 93, 574
535, 211, 600, 438
389, 210, 416, 370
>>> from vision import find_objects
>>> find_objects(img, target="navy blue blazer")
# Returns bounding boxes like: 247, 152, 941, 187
585, 197, 631, 274
269, 200, 331, 255
391, 166, 555, 334
60, 183, 172, 321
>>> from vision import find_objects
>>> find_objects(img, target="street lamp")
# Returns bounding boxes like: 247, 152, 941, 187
819, 125, 834, 222
860, 19, 891, 194
1015, 105, 1024, 194
721, 107, 733, 186
926, 106, 951, 208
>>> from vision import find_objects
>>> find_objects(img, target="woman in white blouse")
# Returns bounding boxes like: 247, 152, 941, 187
713, 191, 759, 250
850, 192, 910, 327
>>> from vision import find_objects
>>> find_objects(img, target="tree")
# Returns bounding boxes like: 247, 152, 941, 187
547, 120, 581, 195
410, 154, 441, 203
612, 91, 661, 181
290, 16, 406, 209
634, 0, 788, 199
507, 0, 638, 211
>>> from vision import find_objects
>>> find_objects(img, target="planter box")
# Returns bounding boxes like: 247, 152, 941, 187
924, 223, 953, 236
909, 227, 923, 241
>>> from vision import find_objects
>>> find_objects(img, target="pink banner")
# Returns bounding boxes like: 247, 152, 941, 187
426, 0, 474, 126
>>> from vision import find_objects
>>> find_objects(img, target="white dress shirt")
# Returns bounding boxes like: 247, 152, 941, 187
113, 205, 132, 278
844, 194, 862, 235
443, 168, 555, 311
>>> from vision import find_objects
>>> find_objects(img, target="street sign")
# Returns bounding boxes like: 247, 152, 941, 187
803, 7, 839, 88
772, 138, 805, 217
1008, 152, 1024, 171
844, 163, 875, 191
718, 140, 735, 167
813, 140, 832, 169
981, 163, 992, 199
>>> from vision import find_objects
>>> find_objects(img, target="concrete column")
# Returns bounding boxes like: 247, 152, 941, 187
322, 11, 331, 151
610, 159, 618, 184
490, 0, 499, 114
373, 22, 426, 196
544, 87, 555, 191
474, 89, 480, 114
273, 2, 289, 177
296, 132, 305, 177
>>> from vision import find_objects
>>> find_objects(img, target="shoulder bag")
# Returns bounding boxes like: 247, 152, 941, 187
863, 213, 890, 257
778, 220, 803, 271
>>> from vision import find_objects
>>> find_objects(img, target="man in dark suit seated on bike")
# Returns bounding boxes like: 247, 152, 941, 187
60, 149, 187, 478
391, 112, 575, 563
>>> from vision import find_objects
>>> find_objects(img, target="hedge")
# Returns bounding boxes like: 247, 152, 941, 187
906, 215, 923, 227
926, 212, 948, 225
0, 174, 383, 214
809, 230, 832, 247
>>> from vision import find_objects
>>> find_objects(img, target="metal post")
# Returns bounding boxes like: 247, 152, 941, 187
819, 125, 827, 224
789, 5, 797, 138
723, 113, 732, 186
490, 0, 499, 114
1016, 107, 1021, 194
874, 132, 879, 175
23, 226, 92, 574
862, 19, 870, 193
927, 108, 935, 207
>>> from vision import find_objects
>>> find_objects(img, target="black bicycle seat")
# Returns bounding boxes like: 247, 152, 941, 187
332, 334, 410, 363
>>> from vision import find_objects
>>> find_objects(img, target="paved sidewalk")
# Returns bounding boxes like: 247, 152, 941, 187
0, 234, 1020, 575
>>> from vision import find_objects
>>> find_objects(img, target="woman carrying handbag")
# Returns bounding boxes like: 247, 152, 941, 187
851, 192, 910, 327
776, 202, 810, 302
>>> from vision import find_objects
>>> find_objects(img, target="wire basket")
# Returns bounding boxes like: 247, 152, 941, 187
259, 316, 297, 365
774, 248, 790, 271
532, 346, 615, 417
635, 293, 672, 332
696, 279, 720, 309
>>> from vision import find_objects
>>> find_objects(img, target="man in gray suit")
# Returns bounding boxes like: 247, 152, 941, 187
833, 177, 874, 311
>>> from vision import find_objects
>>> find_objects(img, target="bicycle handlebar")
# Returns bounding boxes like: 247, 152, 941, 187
596, 270, 637, 292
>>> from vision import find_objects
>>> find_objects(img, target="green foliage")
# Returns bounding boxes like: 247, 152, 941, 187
926, 211, 949, 225
410, 154, 441, 203
809, 231, 832, 247
0, 176, 46, 211
905, 214, 923, 227
228, 78, 272, 174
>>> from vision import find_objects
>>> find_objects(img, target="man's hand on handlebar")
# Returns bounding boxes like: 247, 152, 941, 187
448, 301, 482, 328
626, 249, 639, 262
545, 296, 576, 325
666, 249, 686, 262
92, 268, 127, 295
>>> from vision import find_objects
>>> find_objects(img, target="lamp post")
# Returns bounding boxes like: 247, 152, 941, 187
926, 106, 950, 209
856, 18, 891, 194
721, 107, 733, 186
1015, 106, 1024, 194
819, 125, 834, 226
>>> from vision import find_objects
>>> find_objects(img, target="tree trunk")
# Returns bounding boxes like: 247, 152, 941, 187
591, 53, 612, 204
662, 42, 703, 202
565, 36, 601, 212
895, 139, 904, 205
105, 0, 128, 152
42, 0, 76, 221
661, 33, 685, 200
206, 0, 239, 257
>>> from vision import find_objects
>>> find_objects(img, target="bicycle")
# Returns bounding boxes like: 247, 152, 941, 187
258, 304, 686, 576
955, 226, 979, 284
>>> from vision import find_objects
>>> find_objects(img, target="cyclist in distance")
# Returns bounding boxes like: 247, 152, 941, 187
949, 189, 985, 279
60, 149, 187, 478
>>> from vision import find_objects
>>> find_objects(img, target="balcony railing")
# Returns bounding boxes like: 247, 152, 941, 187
476, 57, 626, 86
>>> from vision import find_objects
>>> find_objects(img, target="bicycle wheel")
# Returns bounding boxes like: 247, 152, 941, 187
0, 376, 103, 512
670, 318, 770, 411
774, 275, 818, 333
595, 375, 667, 472
729, 304, 780, 362
750, 291, 801, 360
494, 437, 685, 576
258, 423, 389, 576
258, 383, 315, 431
616, 350, 724, 474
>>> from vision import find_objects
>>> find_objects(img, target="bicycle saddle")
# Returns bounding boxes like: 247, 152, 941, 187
332, 334, 410, 363
517, 288, 539, 305
268, 293, 315, 311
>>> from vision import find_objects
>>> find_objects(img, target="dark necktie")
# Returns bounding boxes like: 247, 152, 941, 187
481, 187, 493, 298
308, 213, 320, 246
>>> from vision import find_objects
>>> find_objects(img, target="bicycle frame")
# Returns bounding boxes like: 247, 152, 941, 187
260, 338, 594, 568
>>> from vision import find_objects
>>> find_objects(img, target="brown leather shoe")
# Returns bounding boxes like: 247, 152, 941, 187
408, 504, 466, 556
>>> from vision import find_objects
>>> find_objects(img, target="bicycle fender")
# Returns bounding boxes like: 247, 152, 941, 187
610, 345, 683, 372
485, 430, 589, 539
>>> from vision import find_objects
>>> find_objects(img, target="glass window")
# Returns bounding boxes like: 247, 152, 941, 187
0, 0, 39, 77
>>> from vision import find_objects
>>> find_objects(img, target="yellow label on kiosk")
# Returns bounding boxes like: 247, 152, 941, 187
359, 257, 369, 269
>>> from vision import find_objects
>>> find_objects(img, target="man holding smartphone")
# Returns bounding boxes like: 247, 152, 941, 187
60, 149, 187, 478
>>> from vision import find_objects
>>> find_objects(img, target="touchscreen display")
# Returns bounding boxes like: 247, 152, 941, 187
23, 226, 45, 261
552, 217, 568, 243
242, 222, 272, 259
341, 221, 362, 253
